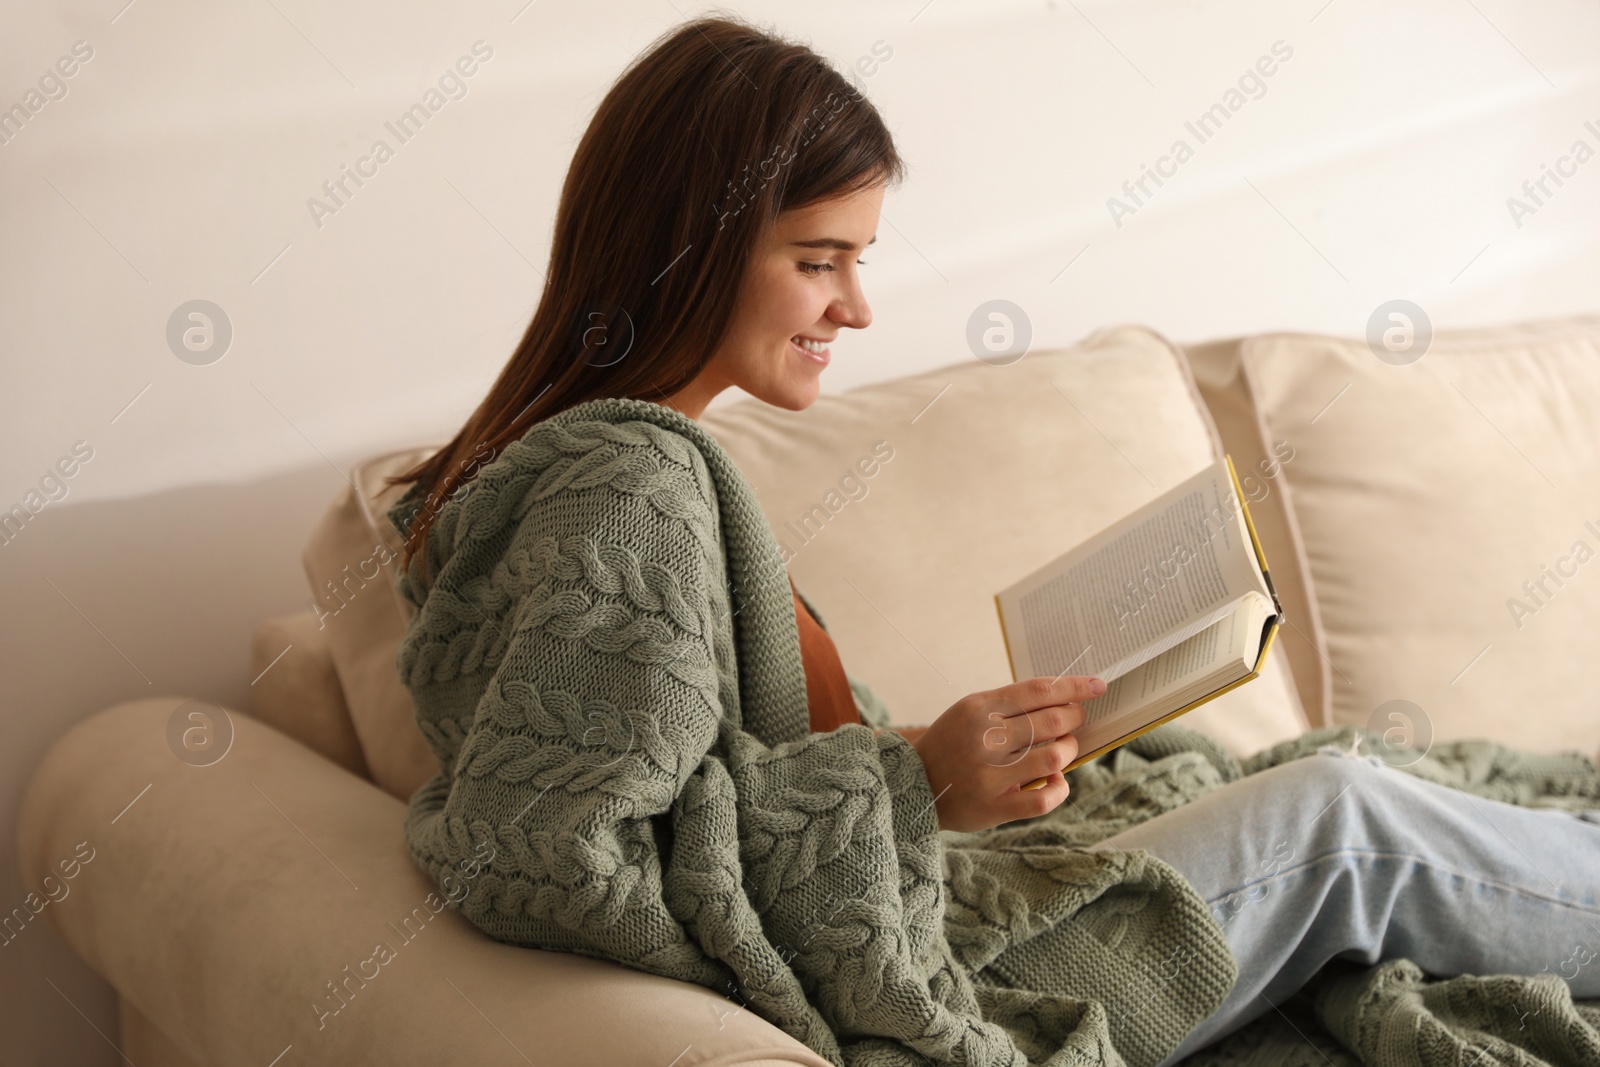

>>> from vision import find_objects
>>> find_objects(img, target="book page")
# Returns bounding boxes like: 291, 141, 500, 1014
1001, 456, 1266, 683
1074, 590, 1271, 753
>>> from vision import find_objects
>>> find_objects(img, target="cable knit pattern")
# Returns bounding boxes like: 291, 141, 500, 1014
390, 396, 1600, 1067
387, 397, 1236, 1066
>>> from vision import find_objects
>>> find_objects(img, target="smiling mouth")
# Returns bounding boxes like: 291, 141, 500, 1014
791, 335, 831, 364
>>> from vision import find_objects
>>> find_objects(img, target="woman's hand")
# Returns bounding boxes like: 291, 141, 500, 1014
910, 675, 1104, 833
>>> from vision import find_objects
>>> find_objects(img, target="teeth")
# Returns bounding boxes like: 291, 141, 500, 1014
793, 337, 827, 354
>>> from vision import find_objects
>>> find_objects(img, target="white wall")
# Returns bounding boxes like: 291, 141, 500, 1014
3, 0, 1595, 1060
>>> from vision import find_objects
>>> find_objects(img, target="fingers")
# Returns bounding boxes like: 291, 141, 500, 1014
1018, 734, 1079, 782
929, 678, 1103, 832
981, 702, 1088, 756
999, 738, 1079, 822
999, 675, 1106, 714
1006, 770, 1071, 822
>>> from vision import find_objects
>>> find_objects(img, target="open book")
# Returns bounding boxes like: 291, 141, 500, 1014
994, 453, 1284, 785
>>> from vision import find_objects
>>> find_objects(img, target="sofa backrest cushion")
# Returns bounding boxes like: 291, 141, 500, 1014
698, 323, 1308, 757
1187, 314, 1600, 761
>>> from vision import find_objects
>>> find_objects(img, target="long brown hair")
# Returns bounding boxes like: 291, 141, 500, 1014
387, 13, 907, 580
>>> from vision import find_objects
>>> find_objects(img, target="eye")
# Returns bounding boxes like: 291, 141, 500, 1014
798, 261, 833, 275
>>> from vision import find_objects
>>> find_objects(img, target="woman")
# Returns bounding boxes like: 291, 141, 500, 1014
385, 15, 1600, 1067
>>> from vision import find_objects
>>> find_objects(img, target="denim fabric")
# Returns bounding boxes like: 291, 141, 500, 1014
1085, 744, 1600, 1065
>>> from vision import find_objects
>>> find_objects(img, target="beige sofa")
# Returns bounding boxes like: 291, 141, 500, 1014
17, 317, 1600, 1065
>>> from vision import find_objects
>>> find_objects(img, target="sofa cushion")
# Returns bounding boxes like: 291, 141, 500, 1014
248, 610, 370, 781
302, 445, 442, 801
1186, 340, 1327, 726
699, 323, 1308, 758
1185, 315, 1600, 760
119, 996, 202, 1067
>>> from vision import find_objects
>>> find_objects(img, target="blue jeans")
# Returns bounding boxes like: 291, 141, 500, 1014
1085, 744, 1600, 1065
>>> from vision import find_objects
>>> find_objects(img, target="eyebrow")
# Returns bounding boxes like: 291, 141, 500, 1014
789, 234, 878, 252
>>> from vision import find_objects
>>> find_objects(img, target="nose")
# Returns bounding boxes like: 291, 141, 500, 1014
830, 272, 873, 331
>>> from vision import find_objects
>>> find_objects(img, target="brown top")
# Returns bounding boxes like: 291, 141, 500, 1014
789, 575, 863, 733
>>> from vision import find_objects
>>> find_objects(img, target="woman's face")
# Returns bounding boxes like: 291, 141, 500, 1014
664, 181, 884, 419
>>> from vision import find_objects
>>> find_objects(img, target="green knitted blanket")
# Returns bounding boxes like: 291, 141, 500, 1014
1012, 729, 1600, 1066
389, 397, 1600, 1067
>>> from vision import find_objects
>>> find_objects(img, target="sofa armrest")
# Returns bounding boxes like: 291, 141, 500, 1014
16, 698, 831, 1067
